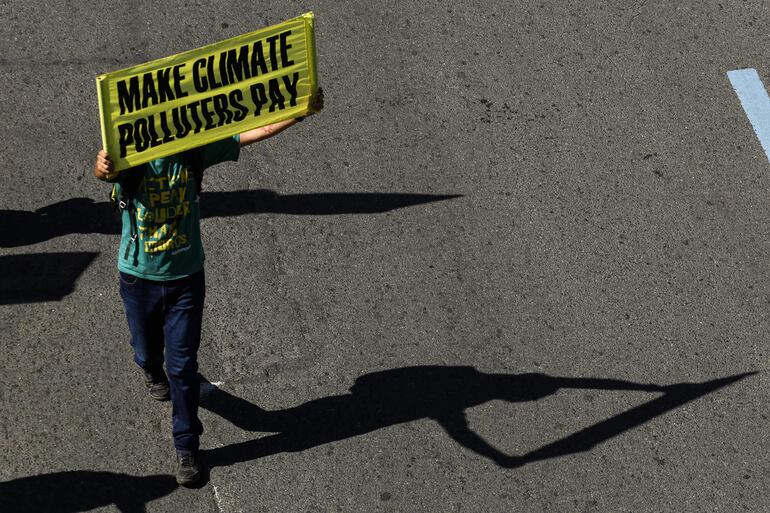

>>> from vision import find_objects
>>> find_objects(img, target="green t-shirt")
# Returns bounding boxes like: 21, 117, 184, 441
115, 136, 240, 280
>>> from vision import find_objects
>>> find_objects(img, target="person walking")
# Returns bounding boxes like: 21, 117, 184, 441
93, 90, 324, 486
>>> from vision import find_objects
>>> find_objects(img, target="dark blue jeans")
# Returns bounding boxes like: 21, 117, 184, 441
119, 269, 205, 453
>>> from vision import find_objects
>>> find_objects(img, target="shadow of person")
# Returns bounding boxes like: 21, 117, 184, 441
0, 471, 177, 513
0, 198, 119, 247
0, 252, 99, 305
0, 191, 462, 248
200, 366, 754, 469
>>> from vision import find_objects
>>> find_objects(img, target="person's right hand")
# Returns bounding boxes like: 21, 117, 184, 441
94, 150, 117, 182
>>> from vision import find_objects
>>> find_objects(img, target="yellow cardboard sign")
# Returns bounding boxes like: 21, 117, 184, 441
96, 12, 317, 171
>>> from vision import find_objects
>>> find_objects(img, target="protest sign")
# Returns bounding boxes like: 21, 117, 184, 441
96, 12, 317, 171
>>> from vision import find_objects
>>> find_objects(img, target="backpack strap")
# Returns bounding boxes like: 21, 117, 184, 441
116, 166, 145, 265
123, 201, 140, 265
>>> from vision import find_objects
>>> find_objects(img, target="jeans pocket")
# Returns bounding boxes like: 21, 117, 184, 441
119, 272, 139, 286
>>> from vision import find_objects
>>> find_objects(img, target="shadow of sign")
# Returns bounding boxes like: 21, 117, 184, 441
0, 191, 461, 247
199, 190, 463, 217
0, 471, 177, 513
0, 253, 98, 305
199, 366, 754, 469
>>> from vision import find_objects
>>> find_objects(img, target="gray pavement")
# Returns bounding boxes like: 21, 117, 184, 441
1, 1, 768, 511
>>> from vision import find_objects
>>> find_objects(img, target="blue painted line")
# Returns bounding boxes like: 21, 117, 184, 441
727, 68, 770, 163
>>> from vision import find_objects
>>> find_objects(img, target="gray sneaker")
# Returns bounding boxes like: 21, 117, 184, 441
143, 368, 170, 401
176, 450, 202, 486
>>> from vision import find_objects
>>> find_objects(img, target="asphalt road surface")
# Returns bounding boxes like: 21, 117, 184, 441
1, 1, 768, 512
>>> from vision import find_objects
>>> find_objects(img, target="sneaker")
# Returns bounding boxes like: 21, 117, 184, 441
143, 367, 170, 401
176, 450, 202, 486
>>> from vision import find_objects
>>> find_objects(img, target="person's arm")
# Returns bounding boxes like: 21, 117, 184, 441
435, 411, 517, 467
239, 118, 301, 147
239, 87, 325, 148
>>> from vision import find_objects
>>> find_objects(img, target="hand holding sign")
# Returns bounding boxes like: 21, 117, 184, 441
308, 87, 324, 115
93, 150, 117, 182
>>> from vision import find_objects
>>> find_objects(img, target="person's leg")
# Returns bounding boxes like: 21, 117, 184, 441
119, 272, 165, 372
162, 269, 206, 454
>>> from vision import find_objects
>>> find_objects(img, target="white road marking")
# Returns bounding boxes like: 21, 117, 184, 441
727, 68, 770, 163
212, 484, 224, 512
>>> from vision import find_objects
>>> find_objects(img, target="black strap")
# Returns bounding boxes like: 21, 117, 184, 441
118, 166, 144, 263
124, 201, 140, 265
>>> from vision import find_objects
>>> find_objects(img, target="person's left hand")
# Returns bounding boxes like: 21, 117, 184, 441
308, 87, 324, 115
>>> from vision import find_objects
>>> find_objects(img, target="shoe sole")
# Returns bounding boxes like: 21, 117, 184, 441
147, 382, 170, 401
176, 468, 202, 486
176, 474, 201, 486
